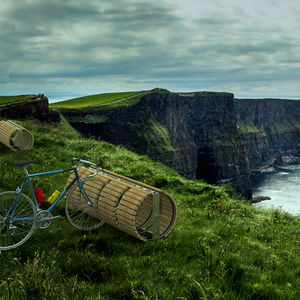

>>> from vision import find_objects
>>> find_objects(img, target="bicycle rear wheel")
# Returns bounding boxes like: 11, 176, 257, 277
65, 177, 105, 231
0, 191, 36, 250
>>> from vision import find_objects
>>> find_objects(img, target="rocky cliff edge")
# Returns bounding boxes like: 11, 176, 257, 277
61, 90, 253, 199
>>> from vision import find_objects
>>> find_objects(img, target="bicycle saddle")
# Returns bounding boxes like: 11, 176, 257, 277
12, 160, 38, 167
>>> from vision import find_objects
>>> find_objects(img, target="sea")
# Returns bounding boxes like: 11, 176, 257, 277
252, 167, 300, 216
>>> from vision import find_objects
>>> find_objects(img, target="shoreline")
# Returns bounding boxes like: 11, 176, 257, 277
251, 167, 300, 215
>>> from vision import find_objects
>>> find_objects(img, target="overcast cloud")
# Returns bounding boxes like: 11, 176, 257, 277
1, 0, 299, 98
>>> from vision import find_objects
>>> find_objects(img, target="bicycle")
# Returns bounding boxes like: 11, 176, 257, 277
0, 157, 105, 251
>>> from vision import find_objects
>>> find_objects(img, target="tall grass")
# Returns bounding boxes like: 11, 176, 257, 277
0, 117, 299, 299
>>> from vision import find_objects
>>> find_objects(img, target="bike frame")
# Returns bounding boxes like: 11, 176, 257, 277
9, 167, 86, 223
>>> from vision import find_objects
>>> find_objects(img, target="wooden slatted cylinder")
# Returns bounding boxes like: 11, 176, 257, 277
0, 120, 34, 151
67, 167, 177, 241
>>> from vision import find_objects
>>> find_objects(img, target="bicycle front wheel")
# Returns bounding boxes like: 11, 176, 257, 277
0, 191, 36, 251
65, 177, 105, 231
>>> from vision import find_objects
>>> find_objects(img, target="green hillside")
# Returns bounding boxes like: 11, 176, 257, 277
0, 95, 30, 105
0, 117, 299, 299
50, 91, 143, 108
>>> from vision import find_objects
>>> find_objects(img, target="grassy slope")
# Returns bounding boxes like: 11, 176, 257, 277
50, 91, 142, 109
0, 95, 30, 105
0, 118, 299, 299
52, 89, 169, 111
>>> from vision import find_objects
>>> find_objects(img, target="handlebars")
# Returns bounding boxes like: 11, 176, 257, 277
72, 156, 104, 177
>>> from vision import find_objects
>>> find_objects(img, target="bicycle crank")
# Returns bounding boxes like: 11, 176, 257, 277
35, 210, 53, 229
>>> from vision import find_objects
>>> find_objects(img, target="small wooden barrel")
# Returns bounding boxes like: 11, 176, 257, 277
67, 167, 177, 241
0, 120, 34, 151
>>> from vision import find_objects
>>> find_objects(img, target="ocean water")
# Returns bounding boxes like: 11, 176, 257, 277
252, 167, 300, 215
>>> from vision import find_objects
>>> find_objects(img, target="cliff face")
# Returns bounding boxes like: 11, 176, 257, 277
0, 95, 60, 122
234, 99, 300, 172
62, 91, 252, 199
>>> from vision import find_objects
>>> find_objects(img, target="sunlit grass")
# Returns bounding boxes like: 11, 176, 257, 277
50, 91, 143, 108
0, 95, 30, 105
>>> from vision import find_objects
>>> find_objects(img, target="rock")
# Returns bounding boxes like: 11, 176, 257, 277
251, 196, 271, 203
0, 94, 60, 122
49, 108, 61, 122
261, 167, 275, 173
234, 98, 300, 173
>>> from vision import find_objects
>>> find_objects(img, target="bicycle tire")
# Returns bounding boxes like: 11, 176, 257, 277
65, 177, 105, 231
0, 191, 36, 250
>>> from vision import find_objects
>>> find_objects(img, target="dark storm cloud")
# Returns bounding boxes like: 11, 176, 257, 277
1, 0, 300, 97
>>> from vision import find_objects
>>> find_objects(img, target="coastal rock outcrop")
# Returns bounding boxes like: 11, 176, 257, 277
234, 98, 300, 173
0, 95, 60, 122
61, 90, 252, 199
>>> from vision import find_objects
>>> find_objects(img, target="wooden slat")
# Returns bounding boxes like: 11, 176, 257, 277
101, 189, 122, 199
120, 194, 142, 206
125, 189, 150, 198
99, 195, 118, 205
97, 207, 116, 217
117, 221, 136, 232
98, 198, 116, 211
117, 205, 137, 217
117, 207, 137, 219
118, 201, 139, 212
116, 213, 135, 224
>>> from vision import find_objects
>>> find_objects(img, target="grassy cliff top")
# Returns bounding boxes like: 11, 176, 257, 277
0, 95, 30, 105
50, 91, 144, 108
0, 117, 299, 299
51, 88, 234, 112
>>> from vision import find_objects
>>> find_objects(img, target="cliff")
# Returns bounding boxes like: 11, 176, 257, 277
61, 90, 252, 199
234, 98, 300, 172
0, 94, 60, 122
2, 91, 299, 200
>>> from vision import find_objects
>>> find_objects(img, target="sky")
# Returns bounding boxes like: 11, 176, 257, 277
1, 0, 300, 98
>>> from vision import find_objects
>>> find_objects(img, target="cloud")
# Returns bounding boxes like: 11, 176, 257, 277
0, 0, 300, 98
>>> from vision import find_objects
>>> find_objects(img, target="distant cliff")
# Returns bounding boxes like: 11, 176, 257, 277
234, 98, 300, 172
0, 95, 60, 122
60, 90, 252, 199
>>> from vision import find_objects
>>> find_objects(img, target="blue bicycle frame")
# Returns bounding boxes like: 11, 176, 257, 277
9, 167, 87, 223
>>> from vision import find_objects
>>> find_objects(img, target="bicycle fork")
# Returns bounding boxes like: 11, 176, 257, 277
2, 206, 18, 234
2, 189, 22, 232
79, 180, 94, 207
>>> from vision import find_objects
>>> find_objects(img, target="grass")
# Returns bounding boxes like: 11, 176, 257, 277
100, 92, 147, 110
271, 120, 300, 134
238, 120, 300, 136
52, 88, 171, 112
50, 91, 143, 109
0, 95, 30, 105
136, 119, 174, 153
0, 117, 299, 299
237, 121, 266, 136
57, 92, 151, 117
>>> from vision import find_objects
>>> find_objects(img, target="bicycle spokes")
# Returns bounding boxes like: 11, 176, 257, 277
0, 192, 36, 251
